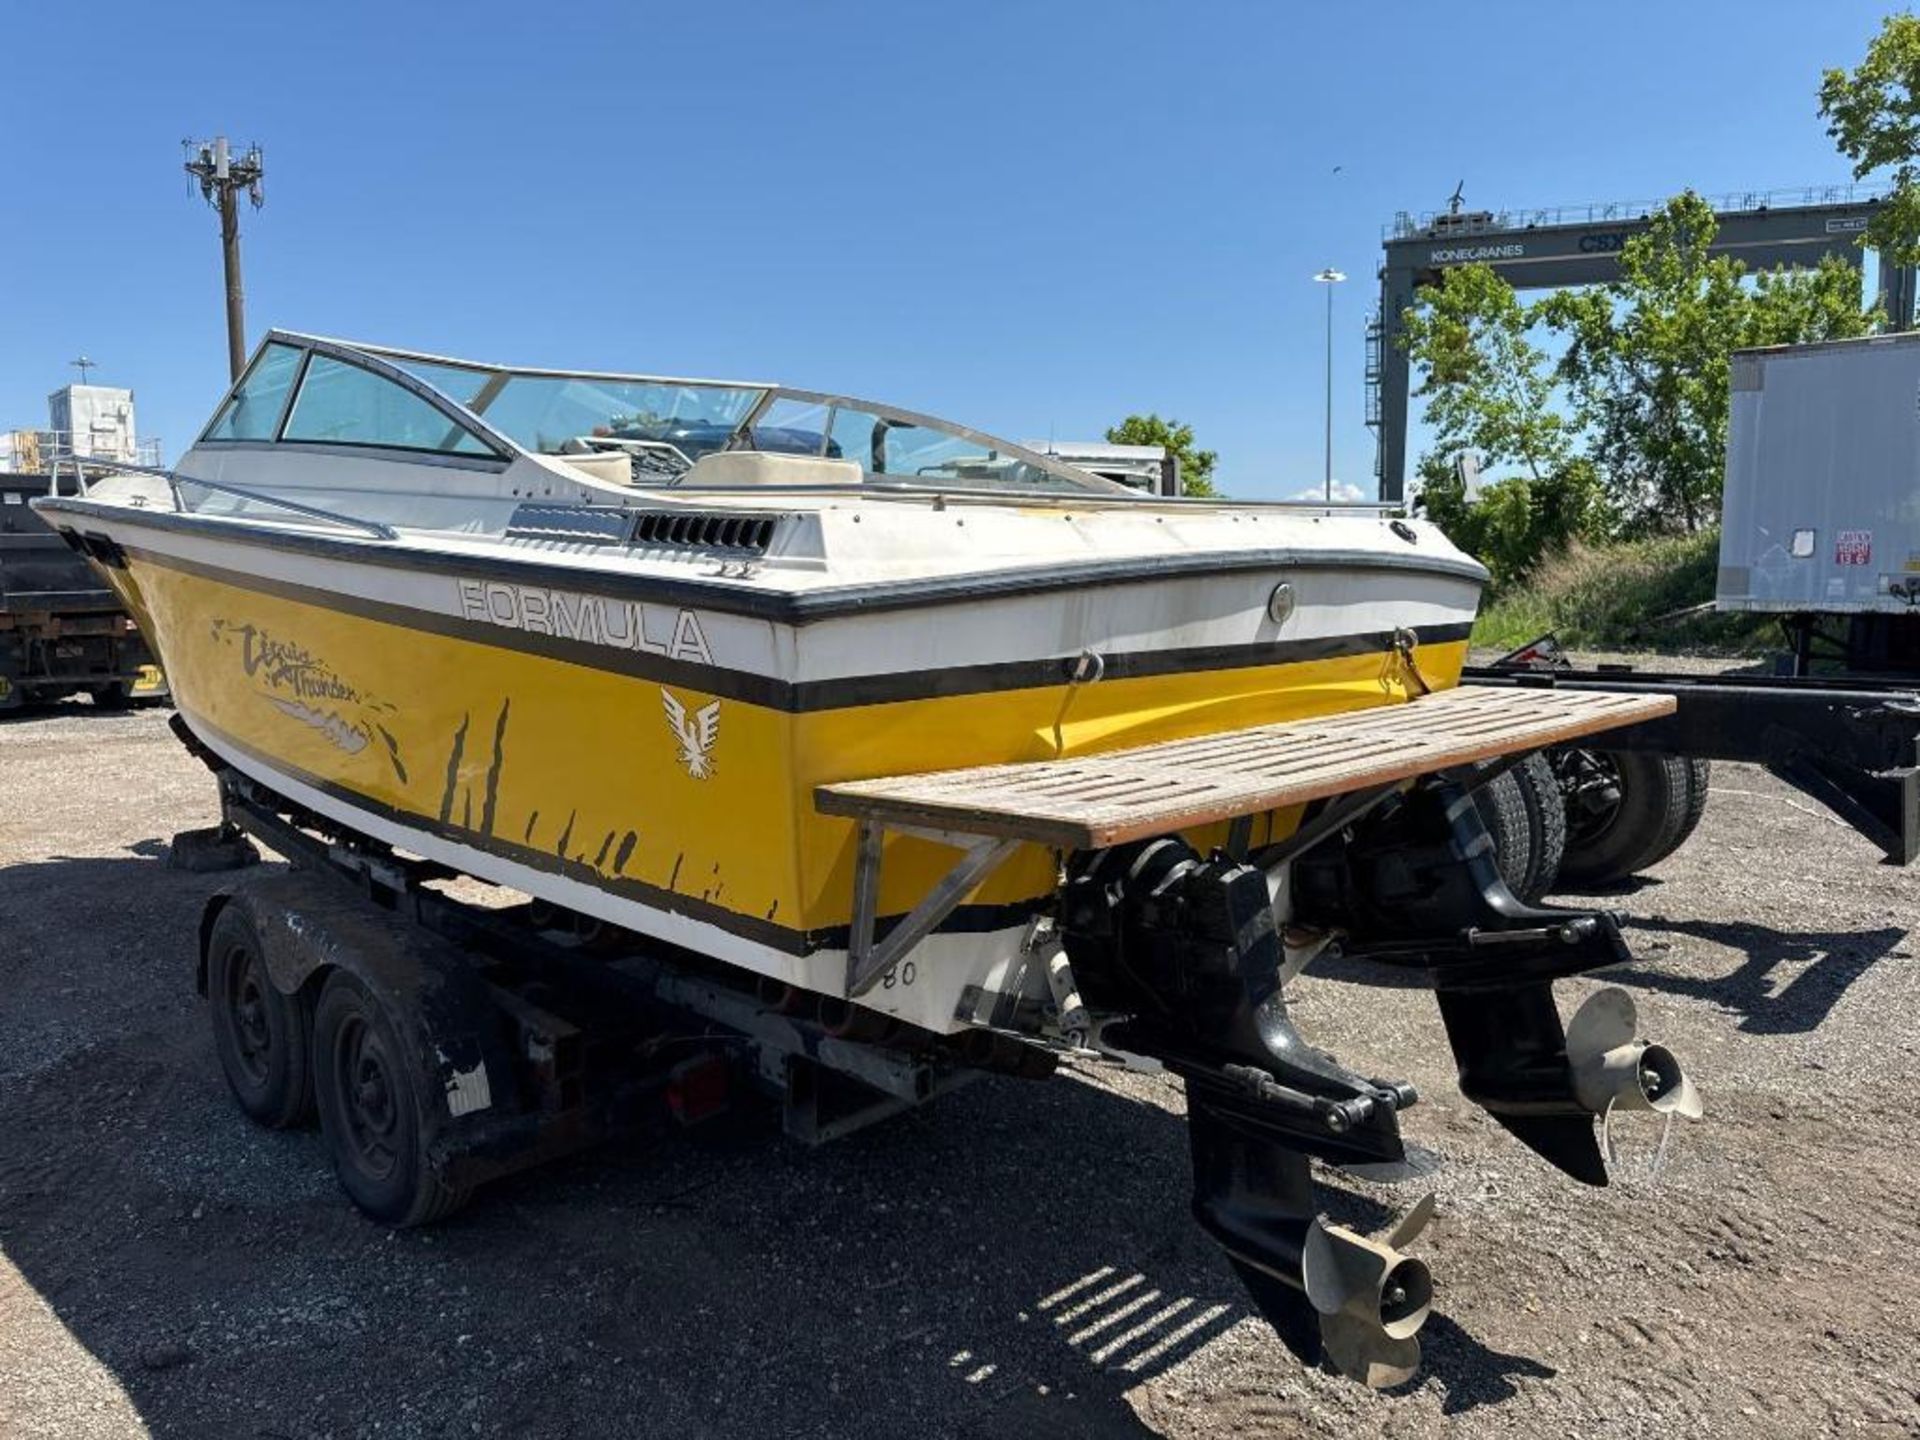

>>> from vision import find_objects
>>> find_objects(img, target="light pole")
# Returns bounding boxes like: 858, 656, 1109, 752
1313, 268, 1346, 502
183, 137, 266, 381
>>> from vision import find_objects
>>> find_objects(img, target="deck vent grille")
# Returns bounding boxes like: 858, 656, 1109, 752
504, 505, 638, 544
504, 504, 787, 555
630, 510, 783, 555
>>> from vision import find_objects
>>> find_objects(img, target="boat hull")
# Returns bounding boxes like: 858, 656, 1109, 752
51, 505, 1479, 1032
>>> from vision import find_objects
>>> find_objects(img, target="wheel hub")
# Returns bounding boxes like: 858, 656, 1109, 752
334, 1017, 401, 1179
224, 950, 273, 1083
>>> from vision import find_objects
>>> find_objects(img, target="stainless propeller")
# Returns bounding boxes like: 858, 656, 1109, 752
1566, 986, 1703, 1126
1301, 1192, 1437, 1387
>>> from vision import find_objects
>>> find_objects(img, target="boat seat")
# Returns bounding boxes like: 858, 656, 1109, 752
554, 449, 636, 486
681, 451, 864, 488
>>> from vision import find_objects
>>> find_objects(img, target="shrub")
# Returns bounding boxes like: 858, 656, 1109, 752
1470, 530, 1776, 656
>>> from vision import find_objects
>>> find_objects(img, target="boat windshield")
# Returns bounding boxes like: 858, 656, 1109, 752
719, 393, 1099, 493
379, 350, 1122, 495
390, 360, 768, 483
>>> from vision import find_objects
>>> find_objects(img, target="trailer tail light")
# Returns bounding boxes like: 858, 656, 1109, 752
667, 1053, 730, 1126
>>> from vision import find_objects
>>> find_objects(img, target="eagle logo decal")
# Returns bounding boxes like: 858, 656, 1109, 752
661, 689, 721, 780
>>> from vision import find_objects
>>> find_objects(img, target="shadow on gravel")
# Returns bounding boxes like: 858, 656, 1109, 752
1618, 916, 1905, 1034
1413, 1313, 1557, 1415
1297, 911, 1899, 1039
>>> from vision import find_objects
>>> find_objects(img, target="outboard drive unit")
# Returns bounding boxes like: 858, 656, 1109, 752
1061, 776, 1699, 1385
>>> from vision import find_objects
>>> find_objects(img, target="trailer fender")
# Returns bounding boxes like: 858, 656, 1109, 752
209, 873, 517, 1133
195, 891, 232, 998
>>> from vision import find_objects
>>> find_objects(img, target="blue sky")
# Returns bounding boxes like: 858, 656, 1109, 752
0, 0, 1901, 496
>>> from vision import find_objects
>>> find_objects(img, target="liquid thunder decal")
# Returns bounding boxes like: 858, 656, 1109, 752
210, 619, 408, 781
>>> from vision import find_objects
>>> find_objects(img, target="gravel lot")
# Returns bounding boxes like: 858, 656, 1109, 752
1, 700, 1916, 1439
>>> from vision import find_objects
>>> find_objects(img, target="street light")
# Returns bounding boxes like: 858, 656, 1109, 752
1313, 268, 1346, 502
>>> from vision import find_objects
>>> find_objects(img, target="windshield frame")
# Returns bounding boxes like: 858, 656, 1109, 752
719, 387, 1134, 495
231, 331, 1134, 497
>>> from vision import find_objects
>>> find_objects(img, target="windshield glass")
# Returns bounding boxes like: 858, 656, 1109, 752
733, 395, 1096, 492
377, 348, 1121, 495
388, 362, 766, 471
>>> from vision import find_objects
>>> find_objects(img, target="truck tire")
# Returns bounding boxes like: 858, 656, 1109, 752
1638, 758, 1712, 869
206, 904, 315, 1129
312, 970, 471, 1227
1557, 750, 1692, 887
1471, 766, 1536, 900
90, 682, 132, 710
1512, 752, 1567, 900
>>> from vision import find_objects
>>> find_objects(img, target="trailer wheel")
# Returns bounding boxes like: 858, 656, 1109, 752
206, 905, 314, 1129
1556, 750, 1692, 887
90, 682, 132, 710
1643, 758, 1712, 868
312, 971, 470, 1227
1471, 765, 1536, 900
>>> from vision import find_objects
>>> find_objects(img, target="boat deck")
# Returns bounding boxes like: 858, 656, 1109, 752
816, 684, 1676, 851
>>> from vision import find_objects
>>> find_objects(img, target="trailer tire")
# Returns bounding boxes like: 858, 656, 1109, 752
312, 971, 470, 1227
1643, 758, 1712, 867
1557, 751, 1692, 887
206, 905, 315, 1129
90, 682, 132, 710
1471, 765, 1536, 901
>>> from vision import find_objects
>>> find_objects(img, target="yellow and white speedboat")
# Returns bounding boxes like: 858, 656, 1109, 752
39, 332, 1485, 1028
39, 333, 1698, 1385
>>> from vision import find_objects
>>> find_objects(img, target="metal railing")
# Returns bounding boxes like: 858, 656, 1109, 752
2, 427, 163, 474
1384, 181, 1892, 241
44, 455, 396, 540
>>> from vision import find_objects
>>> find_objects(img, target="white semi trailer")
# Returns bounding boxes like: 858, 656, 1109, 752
1719, 334, 1920, 675
1455, 334, 1920, 879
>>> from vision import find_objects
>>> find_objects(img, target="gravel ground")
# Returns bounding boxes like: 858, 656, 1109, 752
1, 698, 1917, 1439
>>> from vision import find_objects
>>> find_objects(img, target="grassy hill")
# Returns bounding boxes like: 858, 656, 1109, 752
1470, 530, 1776, 657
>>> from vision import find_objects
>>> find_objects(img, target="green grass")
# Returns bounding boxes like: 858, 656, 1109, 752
1470, 530, 1776, 656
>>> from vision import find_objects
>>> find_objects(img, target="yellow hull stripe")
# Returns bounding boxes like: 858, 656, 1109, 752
115, 555, 1466, 947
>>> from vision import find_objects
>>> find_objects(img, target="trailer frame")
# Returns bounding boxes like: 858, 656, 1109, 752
197, 769, 991, 1198
1461, 638, 1920, 865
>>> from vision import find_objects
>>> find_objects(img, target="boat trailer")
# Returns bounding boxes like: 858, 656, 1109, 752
184, 683, 1700, 1387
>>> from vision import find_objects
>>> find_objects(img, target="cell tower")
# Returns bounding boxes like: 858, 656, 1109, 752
183, 137, 266, 380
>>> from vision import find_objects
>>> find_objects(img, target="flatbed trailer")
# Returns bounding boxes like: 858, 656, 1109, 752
1461, 638, 1920, 874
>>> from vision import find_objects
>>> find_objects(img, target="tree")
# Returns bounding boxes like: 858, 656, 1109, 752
1105, 414, 1218, 497
1399, 263, 1573, 482
1543, 193, 1876, 532
1402, 265, 1609, 586
1821, 13, 1920, 266
1403, 193, 1878, 565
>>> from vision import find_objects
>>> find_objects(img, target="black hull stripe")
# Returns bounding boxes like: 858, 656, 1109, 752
37, 497, 1486, 623
126, 544, 1473, 713
191, 711, 1045, 958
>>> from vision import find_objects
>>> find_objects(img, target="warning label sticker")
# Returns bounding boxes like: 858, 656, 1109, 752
1835, 530, 1874, 566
